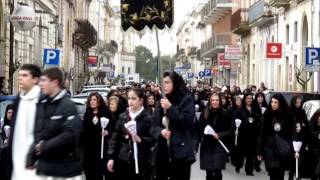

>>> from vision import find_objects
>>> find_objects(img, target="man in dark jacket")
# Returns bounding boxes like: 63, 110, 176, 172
26, 67, 83, 179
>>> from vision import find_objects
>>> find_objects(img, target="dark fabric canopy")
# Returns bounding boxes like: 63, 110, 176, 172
121, 0, 174, 31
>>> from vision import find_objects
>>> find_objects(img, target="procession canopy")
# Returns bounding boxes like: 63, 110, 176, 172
121, 0, 174, 31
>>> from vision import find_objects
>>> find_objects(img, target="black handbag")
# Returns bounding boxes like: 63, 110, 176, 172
274, 134, 291, 157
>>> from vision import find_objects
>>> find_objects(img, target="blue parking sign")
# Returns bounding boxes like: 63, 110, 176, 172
204, 69, 211, 77
44, 49, 60, 65
305, 48, 320, 72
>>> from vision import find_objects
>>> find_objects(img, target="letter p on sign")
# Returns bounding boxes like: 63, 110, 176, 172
43, 49, 60, 65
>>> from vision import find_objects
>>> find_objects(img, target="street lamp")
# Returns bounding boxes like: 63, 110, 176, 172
9, 2, 37, 93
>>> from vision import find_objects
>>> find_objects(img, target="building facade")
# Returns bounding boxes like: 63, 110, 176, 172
233, 0, 320, 92
198, 0, 238, 86
176, 6, 205, 85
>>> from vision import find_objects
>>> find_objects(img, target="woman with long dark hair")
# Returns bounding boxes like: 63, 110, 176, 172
233, 93, 262, 176
146, 93, 156, 115
1, 104, 14, 141
0, 104, 14, 180
254, 92, 268, 115
310, 110, 320, 180
107, 88, 154, 180
289, 96, 312, 179
82, 92, 113, 180
152, 71, 195, 180
257, 94, 294, 180
197, 93, 232, 180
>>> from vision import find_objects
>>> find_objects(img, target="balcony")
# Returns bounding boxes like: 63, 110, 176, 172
187, 47, 198, 56
201, 33, 232, 58
231, 8, 251, 36
248, 0, 274, 27
201, 0, 235, 25
73, 19, 97, 49
176, 48, 186, 61
268, 0, 290, 8
100, 40, 118, 57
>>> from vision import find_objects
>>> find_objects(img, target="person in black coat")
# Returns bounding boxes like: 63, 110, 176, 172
152, 71, 195, 180
26, 67, 83, 178
230, 95, 242, 166
253, 91, 268, 172
0, 104, 14, 180
83, 92, 114, 180
289, 95, 313, 179
107, 88, 155, 180
146, 93, 156, 115
309, 109, 320, 180
197, 93, 232, 180
233, 93, 262, 176
257, 93, 294, 180
254, 92, 268, 115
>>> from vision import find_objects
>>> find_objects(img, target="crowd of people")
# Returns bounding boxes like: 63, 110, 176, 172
0, 64, 320, 180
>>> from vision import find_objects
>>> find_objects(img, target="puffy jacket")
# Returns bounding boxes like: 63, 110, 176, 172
26, 89, 83, 177
108, 108, 155, 163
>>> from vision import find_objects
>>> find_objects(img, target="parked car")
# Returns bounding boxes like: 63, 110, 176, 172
264, 91, 320, 105
71, 98, 87, 120
303, 100, 320, 120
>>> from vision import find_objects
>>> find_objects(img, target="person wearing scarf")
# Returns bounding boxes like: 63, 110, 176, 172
257, 93, 294, 180
107, 88, 154, 180
197, 93, 232, 180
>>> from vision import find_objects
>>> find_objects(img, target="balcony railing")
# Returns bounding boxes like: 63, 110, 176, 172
100, 40, 118, 56
73, 19, 97, 49
187, 47, 198, 56
231, 8, 251, 36
176, 48, 186, 61
201, 0, 235, 24
248, 0, 274, 27
268, 0, 290, 8
201, 33, 232, 57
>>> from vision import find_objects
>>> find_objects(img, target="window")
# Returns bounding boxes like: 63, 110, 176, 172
286, 25, 290, 44
29, 44, 33, 62
122, 67, 125, 73
128, 67, 131, 74
294, 21, 298, 42
294, 55, 298, 68
253, 44, 255, 59
14, 40, 19, 60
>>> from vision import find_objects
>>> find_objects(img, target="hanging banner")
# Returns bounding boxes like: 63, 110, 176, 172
121, 0, 174, 31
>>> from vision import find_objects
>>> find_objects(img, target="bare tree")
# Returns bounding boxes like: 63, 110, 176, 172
5, 56, 23, 92
294, 65, 313, 91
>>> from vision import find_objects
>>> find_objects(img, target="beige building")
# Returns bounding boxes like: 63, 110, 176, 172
199, 0, 238, 86
0, 0, 98, 93
233, 0, 320, 92
176, 6, 204, 85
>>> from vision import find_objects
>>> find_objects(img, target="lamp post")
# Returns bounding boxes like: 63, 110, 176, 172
8, 2, 37, 93
8, 0, 14, 94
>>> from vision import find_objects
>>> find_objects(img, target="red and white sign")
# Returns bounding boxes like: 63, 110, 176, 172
225, 45, 241, 60
266, 43, 282, 59
218, 53, 231, 67
87, 56, 98, 66
10, 5, 37, 31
